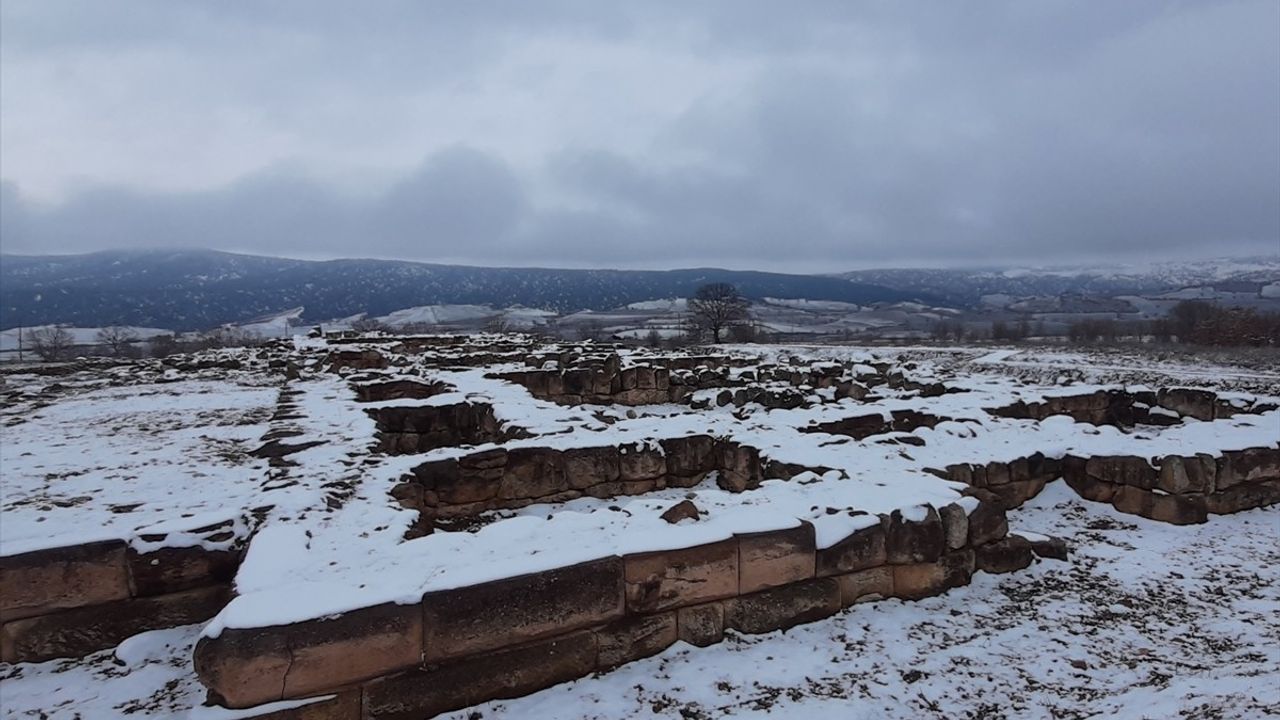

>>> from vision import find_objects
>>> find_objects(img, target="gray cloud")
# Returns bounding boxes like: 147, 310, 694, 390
1, 1, 1276, 271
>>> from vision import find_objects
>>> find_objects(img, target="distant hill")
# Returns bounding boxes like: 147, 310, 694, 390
0, 250, 926, 331
836, 257, 1280, 307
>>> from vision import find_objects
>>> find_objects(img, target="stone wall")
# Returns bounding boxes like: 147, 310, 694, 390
805, 409, 950, 441
936, 447, 1280, 523
987, 387, 1273, 426
1, 539, 238, 662
367, 402, 514, 454
1062, 447, 1280, 524
193, 493, 1039, 717
393, 437, 817, 527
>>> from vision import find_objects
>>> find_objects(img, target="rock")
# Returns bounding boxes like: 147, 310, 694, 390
835, 566, 894, 606
624, 540, 739, 613
885, 506, 945, 565
975, 535, 1034, 574
0, 541, 132, 623
660, 500, 700, 524
815, 517, 887, 576
676, 602, 725, 647
596, 612, 677, 669
737, 523, 817, 594
1027, 536, 1070, 561
724, 578, 841, 634
892, 550, 973, 600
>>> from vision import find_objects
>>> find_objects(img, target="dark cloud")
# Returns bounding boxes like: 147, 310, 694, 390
1, 1, 1276, 270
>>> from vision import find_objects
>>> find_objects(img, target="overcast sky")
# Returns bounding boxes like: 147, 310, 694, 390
1, 1, 1277, 272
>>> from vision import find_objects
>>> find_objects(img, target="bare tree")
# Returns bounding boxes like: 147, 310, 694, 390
150, 334, 179, 358
27, 326, 75, 362
688, 283, 749, 343
96, 326, 140, 357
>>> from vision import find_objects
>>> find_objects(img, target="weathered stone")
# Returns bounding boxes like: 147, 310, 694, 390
563, 446, 620, 490
984, 461, 1011, 486
279, 602, 423, 699
938, 503, 969, 551
127, 546, 239, 597
618, 442, 666, 481
975, 535, 1034, 574
1027, 536, 1070, 561
815, 518, 886, 576
1112, 484, 1208, 525
990, 477, 1048, 509
193, 614, 293, 708
885, 506, 945, 565
717, 441, 762, 492
596, 612, 678, 669
836, 566, 894, 606
362, 630, 597, 720
724, 578, 841, 634
1204, 479, 1280, 514
661, 434, 717, 477
1064, 470, 1118, 503
965, 490, 1010, 546
422, 557, 624, 661
624, 540, 738, 612
676, 602, 724, 647
1217, 448, 1280, 489
500, 447, 567, 500
1156, 454, 1216, 495
659, 500, 700, 524
0, 541, 132, 622
3, 584, 229, 664
892, 549, 973, 600
1086, 456, 1157, 489
1156, 387, 1217, 421
738, 523, 816, 593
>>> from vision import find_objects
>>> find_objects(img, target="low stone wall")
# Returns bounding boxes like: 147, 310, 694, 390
805, 409, 951, 441
936, 453, 1065, 510
366, 401, 514, 454
394, 437, 817, 526
194, 492, 1036, 717
495, 363, 683, 406
1, 539, 239, 662
1062, 447, 1280, 524
987, 387, 1272, 426
353, 378, 451, 403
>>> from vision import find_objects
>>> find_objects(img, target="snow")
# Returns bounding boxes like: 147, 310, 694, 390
376, 304, 497, 326
0, 325, 173, 352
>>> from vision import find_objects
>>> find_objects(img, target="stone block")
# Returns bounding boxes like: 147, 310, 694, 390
563, 446, 620, 490
676, 602, 724, 647
1156, 454, 1216, 495
280, 602, 423, 699
1217, 448, 1280, 489
194, 616, 293, 708
0, 541, 132, 622
990, 477, 1048, 509
362, 631, 597, 720
885, 506, 945, 565
661, 435, 717, 477
4, 584, 229, 665
975, 536, 1034, 574
250, 691, 360, 720
1112, 484, 1207, 525
1156, 387, 1216, 421
596, 612, 677, 669
618, 442, 666, 481
1086, 456, 1157, 489
717, 442, 762, 492
422, 557, 624, 661
836, 566, 894, 606
624, 540, 738, 613
965, 491, 1009, 546
1064, 471, 1118, 503
499, 447, 567, 500
892, 549, 974, 600
938, 503, 968, 551
815, 518, 886, 576
738, 523, 816, 593
1205, 479, 1280, 514
127, 546, 239, 597
724, 578, 841, 635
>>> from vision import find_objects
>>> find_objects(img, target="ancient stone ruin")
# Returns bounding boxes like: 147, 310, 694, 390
1, 333, 1276, 720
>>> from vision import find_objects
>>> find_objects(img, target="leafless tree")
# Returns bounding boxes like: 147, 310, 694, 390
96, 326, 140, 357
688, 283, 749, 343
27, 326, 75, 362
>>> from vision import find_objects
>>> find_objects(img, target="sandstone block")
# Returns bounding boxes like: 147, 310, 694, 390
738, 523, 816, 593
1156, 454, 1216, 495
892, 549, 974, 601
422, 557, 623, 661
815, 518, 886, 577
1205, 479, 1280, 514
625, 540, 738, 612
938, 503, 968, 551
3, 584, 229, 665
619, 443, 666, 481
965, 491, 1009, 546
248, 691, 360, 720
975, 536, 1034, 574
885, 506, 944, 565
127, 546, 239, 597
0, 541, 132, 622
1086, 456, 1157, 489
1217, 448, 1280, 489
1156, 387, 1216, 421
499, 447, 567, 500
194, 617, 293, 708
1112, 484, 1207, 525
281, 602, 423, 699
661, 435, 717, 477
1064, 471, 1118, 503
676, 602, 724, 647
836, 566, 894, 606
596, 612, 677, 669
362, 631, 597, 720
563, 446, 620, 490
717, 442, 762, 492
724, 578, 840, 634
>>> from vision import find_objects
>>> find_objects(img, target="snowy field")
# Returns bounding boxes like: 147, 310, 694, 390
2, 482, 1275, 719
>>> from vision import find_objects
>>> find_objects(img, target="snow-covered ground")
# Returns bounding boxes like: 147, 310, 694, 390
3, 482, 1275, 719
